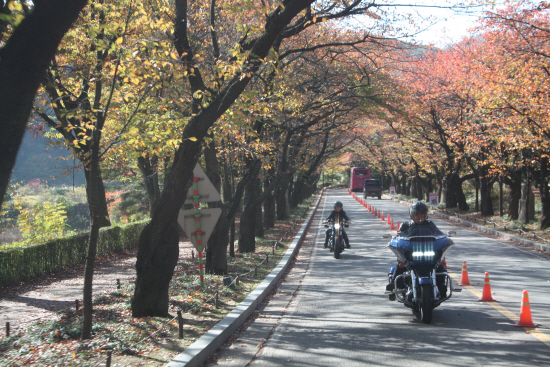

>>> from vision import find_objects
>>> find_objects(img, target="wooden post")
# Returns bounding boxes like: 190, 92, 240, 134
266, 254, 269, 263
75, 299, 79, 311
5, 322, 9, 337
106, 351, 112, 367
177, 310, 184, 339
116, 279, 121, 289
215, 293, 219, 309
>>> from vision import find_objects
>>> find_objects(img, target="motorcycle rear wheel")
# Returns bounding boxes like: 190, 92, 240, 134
420, 285, 433, 324
334, 237, 342, 259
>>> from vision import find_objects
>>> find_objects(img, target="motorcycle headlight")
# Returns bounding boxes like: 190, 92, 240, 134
334, 223, 340, 230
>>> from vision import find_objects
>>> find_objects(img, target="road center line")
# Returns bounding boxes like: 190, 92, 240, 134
448, 270, 550, 348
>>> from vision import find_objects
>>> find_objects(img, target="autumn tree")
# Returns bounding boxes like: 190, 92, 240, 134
33, 0, 172, 338
0, 0, 88, 208
131, 0, 428, 317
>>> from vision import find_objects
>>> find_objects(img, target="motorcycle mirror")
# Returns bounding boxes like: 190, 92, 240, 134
383, 233, 393, 239
447, 230, 456, 237
344, 224, 349, 228
324, 225, 329, 228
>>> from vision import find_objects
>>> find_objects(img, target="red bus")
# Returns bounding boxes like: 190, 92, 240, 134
350, 167, 371, 192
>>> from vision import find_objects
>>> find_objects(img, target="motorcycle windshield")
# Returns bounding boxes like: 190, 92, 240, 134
389, 223, 454, 266
396, 223, 444, 240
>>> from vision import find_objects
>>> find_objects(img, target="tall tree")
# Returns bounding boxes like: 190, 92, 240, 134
0, 0, 88, 208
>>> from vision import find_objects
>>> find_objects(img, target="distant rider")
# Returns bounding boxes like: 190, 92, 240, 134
386, 201, 447, 300
324, 201, 351, 249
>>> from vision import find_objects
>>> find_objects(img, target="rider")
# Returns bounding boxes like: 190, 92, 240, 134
324, 201, 351, 249
386, 201, 447, 300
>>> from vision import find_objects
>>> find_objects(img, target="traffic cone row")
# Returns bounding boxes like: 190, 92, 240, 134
462, 266, 538, 328
345, 189, 394, 231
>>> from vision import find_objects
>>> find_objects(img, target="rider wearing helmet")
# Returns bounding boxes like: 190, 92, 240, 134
386, 201, 446, 300
324, 201, 351, 249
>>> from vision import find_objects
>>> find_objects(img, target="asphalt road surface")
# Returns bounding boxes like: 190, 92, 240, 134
213, 189, 550, 366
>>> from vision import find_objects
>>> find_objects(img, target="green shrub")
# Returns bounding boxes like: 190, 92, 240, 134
0, 219, 150, 287
16, 200, 71, 245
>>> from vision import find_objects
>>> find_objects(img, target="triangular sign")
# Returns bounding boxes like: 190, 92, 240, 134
184, 163, 221, 204
177, 208, 222, 249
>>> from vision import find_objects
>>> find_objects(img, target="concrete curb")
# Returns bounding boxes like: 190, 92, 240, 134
166, 193, 322, 367
389, 197, 550, 255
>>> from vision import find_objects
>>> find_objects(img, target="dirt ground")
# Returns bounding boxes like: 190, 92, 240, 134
0, 241, 196, 334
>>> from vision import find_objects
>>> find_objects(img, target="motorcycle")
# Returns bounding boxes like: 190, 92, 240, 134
325, 218, 349, 259
383, 225, 461, 324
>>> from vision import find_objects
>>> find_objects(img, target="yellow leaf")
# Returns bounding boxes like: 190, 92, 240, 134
189, 137, 197, 141
116, 37, 123, 45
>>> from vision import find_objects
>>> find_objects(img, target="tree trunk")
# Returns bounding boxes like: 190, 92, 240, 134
239, 182, 259, 253
0, 0, 88, 208
446, 172, 469, 211
254, 179, 264, 238
480, 175, 494, 216
263, 176, 276, 229
81, 133, 110, 339
138, 154, 161, 217
132, 216, 180, 317
506, 174, 522, 220
276, 183, 290, 220
540, 158, 550, 230
475, 177, 480, 212
204, 139, 229, 275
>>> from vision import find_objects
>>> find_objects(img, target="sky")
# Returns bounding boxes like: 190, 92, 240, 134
394, 1, 510, 46
408, 4, 491, 46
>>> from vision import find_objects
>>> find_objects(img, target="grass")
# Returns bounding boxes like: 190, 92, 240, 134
0, 196, 316, 367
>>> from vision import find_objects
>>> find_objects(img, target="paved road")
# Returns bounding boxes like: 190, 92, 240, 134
210, 189, 550, 366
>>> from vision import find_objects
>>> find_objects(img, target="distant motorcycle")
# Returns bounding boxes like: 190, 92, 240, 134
384, 226, 461, 324
325, 218, 349, 259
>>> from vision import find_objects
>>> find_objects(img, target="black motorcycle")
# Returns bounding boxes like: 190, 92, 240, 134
384, 225, 461, 324
325, 218, 349, 259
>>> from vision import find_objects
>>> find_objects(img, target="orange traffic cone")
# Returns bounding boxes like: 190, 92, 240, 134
387, 214, 391, 225
478, 272, 496, 302
397, 222, 401, 231
391, 219, 395, 230
458, 261, 471, 286
382, 211, 385, 221
515, 290, 538, 328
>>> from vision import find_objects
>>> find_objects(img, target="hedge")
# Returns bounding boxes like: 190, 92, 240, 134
0, 219, 150, 287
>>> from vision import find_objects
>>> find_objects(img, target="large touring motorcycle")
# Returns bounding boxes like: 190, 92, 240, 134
384, 225, 461, 324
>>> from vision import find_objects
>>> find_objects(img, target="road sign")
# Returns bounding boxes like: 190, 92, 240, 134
177, 208, 222, 249
184, 163, 221, 204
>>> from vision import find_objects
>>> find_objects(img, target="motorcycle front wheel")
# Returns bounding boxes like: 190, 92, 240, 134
420, 285, 433, 324
334, 237, 342, 259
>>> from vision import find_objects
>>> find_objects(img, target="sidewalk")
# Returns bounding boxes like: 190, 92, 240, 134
0, 241, 195, 332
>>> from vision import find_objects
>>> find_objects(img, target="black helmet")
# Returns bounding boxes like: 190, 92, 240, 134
334, 201, 343, 209
410, 201, 428, 220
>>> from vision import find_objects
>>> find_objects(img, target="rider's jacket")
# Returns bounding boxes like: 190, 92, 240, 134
326, 209, 350, 222
397, 219, 440, 236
